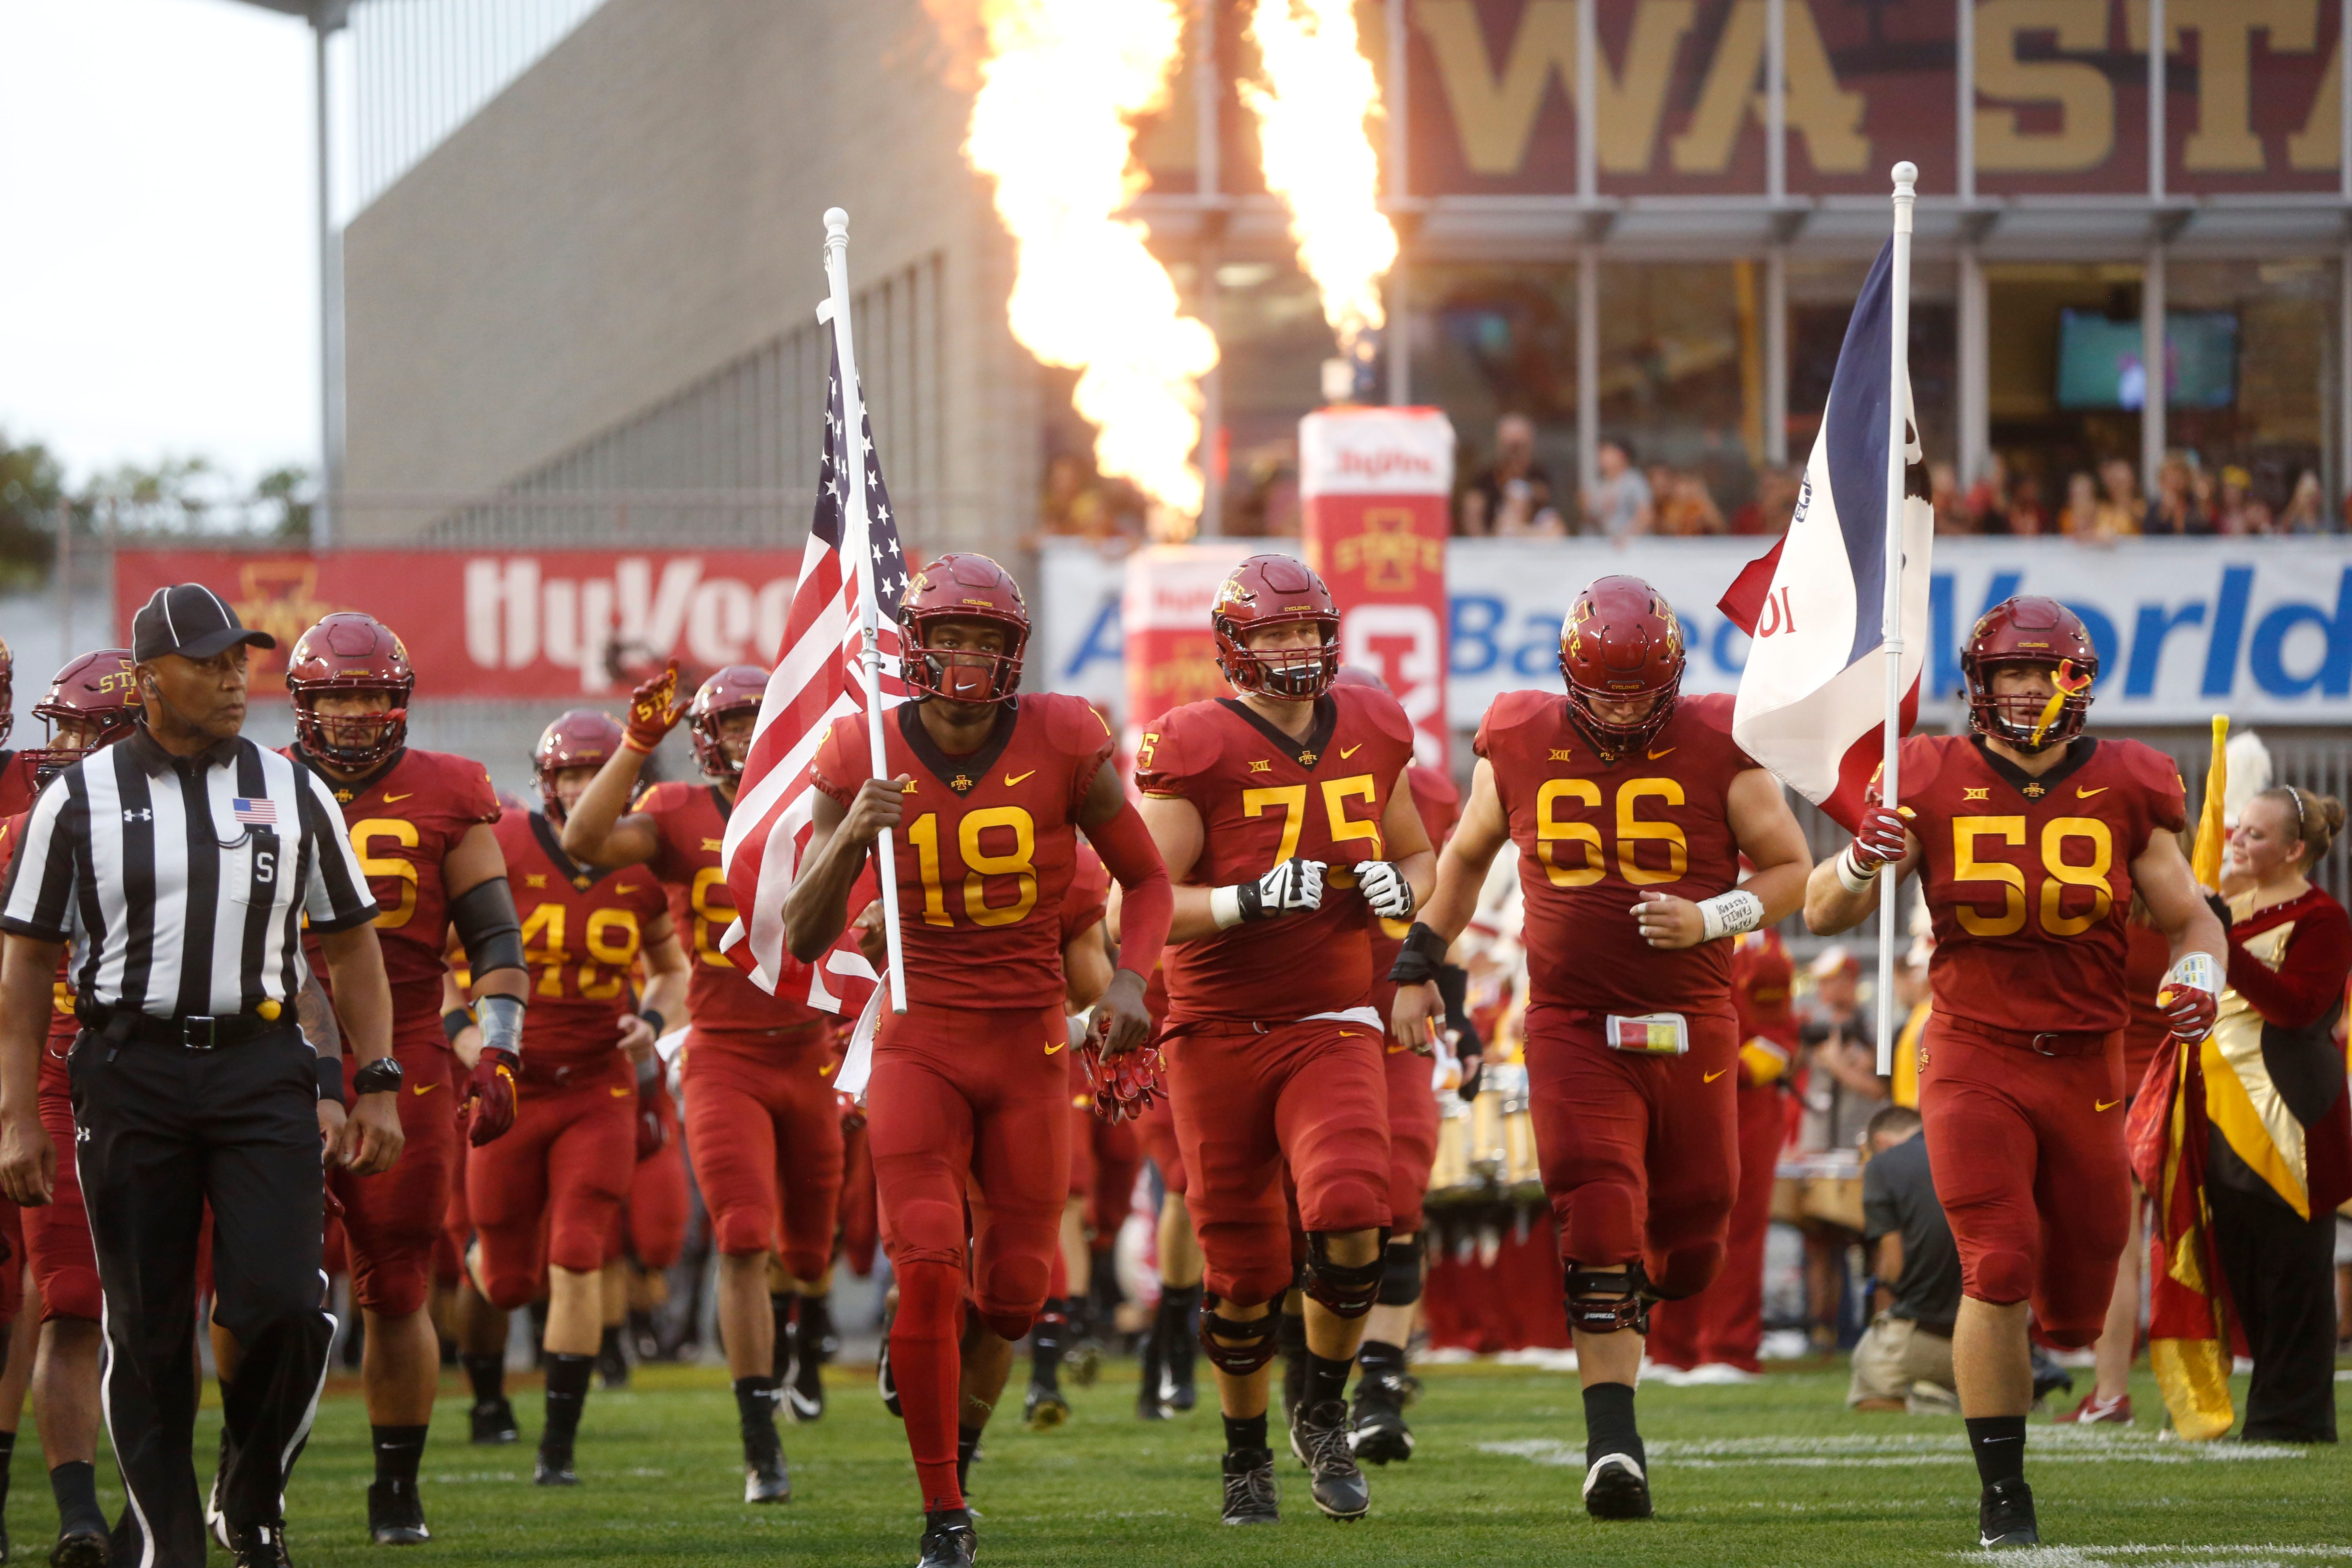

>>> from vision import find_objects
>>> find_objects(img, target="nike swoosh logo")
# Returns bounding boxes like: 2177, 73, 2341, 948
1648, 746, 1675, 760
2096, 1098, 2120, 1112
1005, 770, 1036, 786
411, 1081, 441, 1095
2077, 786, 2108, 797
610, 1086, 633, 1097
1340, 744, 1363, 759
1044, 1040, 1063, 1055
383, 791, 414, 802
1386, 1042, 1408, 1054
1703, 1068, 1728, 1083
616, 884, 641, 894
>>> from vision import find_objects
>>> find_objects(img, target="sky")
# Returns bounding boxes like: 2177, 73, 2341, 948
0, 0, 318, 487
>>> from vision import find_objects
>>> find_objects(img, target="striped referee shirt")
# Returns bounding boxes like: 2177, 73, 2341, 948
0, 727, 378, 1019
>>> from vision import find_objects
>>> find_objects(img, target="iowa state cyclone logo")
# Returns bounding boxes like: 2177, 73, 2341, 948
1333, 511, 1441, 592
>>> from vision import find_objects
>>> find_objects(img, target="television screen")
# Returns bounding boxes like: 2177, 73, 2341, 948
2057, 310, 2237, 411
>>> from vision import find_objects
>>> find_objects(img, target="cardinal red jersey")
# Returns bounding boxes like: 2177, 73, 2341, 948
496, 809, 672, 1063
1731, 928, 1797, 1049
634, 779, 820, 1038
1899, 735, 2187, 1036
1476, 690, 1756, 1018
292, 746, 502, 1033
0, 751, 39, 819
1061, 842, 1111, 947
810, 694, 1114, 1011
0, 810, 75, 1064
1136, 684, 1417, 1026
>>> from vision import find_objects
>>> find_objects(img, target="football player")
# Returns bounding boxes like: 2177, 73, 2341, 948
1134, 554, 1434, 1526
0, 636, 38, 812
1805, 596, 2223, 1548
465, 711, 687, 1488
1126, 968, 1200, 1422
787, 552, 1170, 1568
1392, 575, 1811, 1520
559, 662, 840, 1499
283, 612, 530, 1545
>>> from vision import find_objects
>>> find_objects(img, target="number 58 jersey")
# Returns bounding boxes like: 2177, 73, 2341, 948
1900, 734, 2186, 1036
809, 695, 1116, 1012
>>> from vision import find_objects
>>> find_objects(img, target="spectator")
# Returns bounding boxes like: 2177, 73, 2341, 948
1655, 470, 1726, 536
1730, 463, 1801, 535
1930, 461, 1971, 535
2146, 452, 2210, 535
2207, 785, 2352, 1443
1582, 437, 1654, 540
2059, 470, 2101, 539
2278, 470, 2328, 534
1960, 452, 2007, 532
1457, 413, 1562, 536
2003, 472, 2048, 536
1847, 1105, 1961, 1414
2094, 458, 2145, 538
1800, 947, 1885, 1154
2213, 466, 2258, 535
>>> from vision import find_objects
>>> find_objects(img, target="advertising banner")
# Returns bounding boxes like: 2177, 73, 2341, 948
1042, 537, 2352, 730
1299, 407, 1456, 768
114, 548, 797, 698
1118, 542, 1259, 756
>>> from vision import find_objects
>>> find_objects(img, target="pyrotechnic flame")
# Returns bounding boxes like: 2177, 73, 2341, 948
964, 0, 1218, 533
1241, 0, 1398, 361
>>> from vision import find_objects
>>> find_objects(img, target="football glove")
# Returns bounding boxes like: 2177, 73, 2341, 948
2158, 951, 2221, 1042
623, 659, 686, 754
1849, 804, 1910, 871
1212, 858, 1326, 929
1079, 1040, 1165, 1125
464, 1046, 520, 1148
1353, 860, 1414, 921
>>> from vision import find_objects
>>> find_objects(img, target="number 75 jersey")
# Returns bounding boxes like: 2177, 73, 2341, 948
1899, 733, 2186, 1036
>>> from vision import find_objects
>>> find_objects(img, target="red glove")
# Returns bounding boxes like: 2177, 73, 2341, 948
2158, 953, 2221, 1042
465, 1047, 520, 1147
624, 660, 685, 754
1850, 804, 1910, 872
1079, 1041, 1165, 1125
636, 1076, 674, 1159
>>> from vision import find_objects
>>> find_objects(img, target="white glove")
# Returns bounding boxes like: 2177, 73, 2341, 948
1352, 860, 1414, 920
1211, 858, 1327, 929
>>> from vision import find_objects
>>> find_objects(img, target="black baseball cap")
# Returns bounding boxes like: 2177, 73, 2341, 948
131, 584, 278, 662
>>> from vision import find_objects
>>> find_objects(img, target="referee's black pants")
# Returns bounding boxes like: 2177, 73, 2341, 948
71, 1024, 331, 1564
2207, 1173, 2341, 1444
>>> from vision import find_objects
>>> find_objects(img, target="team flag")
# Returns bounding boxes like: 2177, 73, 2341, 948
718, 340, 910, 1011
1718, 237, 1933, 832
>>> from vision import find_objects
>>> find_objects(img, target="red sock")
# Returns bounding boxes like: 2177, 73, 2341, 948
894, 1261, 967, 1512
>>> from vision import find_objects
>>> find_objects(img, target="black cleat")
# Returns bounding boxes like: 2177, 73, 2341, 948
366, 1479, 430, 1545
225, 1520, 295, 1568
1348, 1370, 1415, 1465
469, 1397, 519, 1446
1023, 1381, 1069, 1432
1978, 1478, 2039, 1547
787, 1340, 827, 1424
49, 1526, 111, 1568
1167, 1376, 1197, 1413
743, 1438, 792, 1504
207, 1424, 237, 1549
877, 1333, 903, 1419
1581, 1452, 1654, 1520
1290, 1399, 1370, 1521
534, 1445, 579, 1487
1220, 1448, 1279, 1525
596, 1327, 630, 1390
915, 1508, 978, 1568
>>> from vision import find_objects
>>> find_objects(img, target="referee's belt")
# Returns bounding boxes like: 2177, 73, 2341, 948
80, 1004, 291, 1051
1936, 1013, 2114, 1059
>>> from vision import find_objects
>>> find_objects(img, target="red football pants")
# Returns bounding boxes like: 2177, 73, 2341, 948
1165, 1017, 1390, 1308
1525, 1002, 1738, 1300
870, 1002, 1069, 1515
1646, 1080, 1784, 1370
1383, 1039, 1441, 1235
612, 1112, 688, 1272
684, 1027, 845, 1281
467, 1056, 633, 1309
1918, 1014, 2129, 1347
30, 1049, 98, 1322
332, 1036, 459, 1317
1133, 1096, 1186, 1196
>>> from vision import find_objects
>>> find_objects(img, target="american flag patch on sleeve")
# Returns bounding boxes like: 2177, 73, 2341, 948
232, 798, 278, 826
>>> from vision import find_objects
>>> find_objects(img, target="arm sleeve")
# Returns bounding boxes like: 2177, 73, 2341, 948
299, 769, 381, 933
806, 717, 865, 807
1085, 797, 1172, 980
2227, 900, 2352, 1031
0, 785, 77, 943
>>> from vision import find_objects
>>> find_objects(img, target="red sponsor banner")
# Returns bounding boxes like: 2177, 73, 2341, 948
114, 547, 798, 699
1120, 543, 1258, 762
1298, 407, 1455, 770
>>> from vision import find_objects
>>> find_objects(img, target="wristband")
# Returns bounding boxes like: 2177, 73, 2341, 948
315, 1054, 346, 1107
638, 1009, 666, 1040
622, 734, 658, 755
352, 1057, 404, 1097
1387, 922, 1450, 986
442, 1007, 474, 1046
1835, 844, 1878, 894
1697, 889, 1765, 942
1209, 884, 1246, 931
2162, 951, 2220, 998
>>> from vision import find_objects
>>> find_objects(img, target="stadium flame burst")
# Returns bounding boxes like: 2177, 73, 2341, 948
1241, 0, 1397, 366
962, 0, 1218, 539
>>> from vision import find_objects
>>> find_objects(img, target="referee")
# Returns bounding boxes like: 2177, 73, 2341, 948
0, 584, 403, 1568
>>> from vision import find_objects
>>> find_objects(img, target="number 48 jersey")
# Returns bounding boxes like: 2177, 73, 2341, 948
1899, 733, 2186, 1036
495, 810, 671, 1063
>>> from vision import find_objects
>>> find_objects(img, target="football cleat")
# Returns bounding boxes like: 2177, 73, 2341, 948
743, 1439, 792, 1505
49, 1525, 111, 1568
1290, 1399, 1370, 1521
534, 1444, 579, 1487
1348, 1370, 1415, 1465
1979, 1478, 2039, 1546
788, 1335, 827, 1423
2056, 1391, 2131, 1425
469, 1396, 520, 1446
877, 1333, 903, 1419
2028, 1344, 2075, 1406
1220, 1449, 1280, 1526
1066, 1338, 1102, 1389
224, 1520, 295, 1568
596, 1328, 630, 1390
366, 1478, 431, 1545
207, 1427, 236, 1549
1024, 1381, 1069, 1432
915, 1509, 978, 1568
1581, 1452, 1654, 1520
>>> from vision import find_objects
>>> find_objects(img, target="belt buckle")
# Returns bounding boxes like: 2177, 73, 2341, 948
2030, 1031, 2060, 1057
184, 1016, 218, 1051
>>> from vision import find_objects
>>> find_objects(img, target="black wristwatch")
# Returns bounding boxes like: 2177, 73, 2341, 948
352, 1057, 405, 1097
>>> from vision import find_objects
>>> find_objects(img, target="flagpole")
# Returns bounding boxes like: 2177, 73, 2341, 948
822, 206, 909, 1015
1875, 161, 1917, 1076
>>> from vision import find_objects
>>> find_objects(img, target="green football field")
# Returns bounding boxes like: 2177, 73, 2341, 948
45, 1356, 2352, 1566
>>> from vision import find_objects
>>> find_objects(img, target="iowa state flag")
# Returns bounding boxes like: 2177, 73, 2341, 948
1719, 239, 1934, 831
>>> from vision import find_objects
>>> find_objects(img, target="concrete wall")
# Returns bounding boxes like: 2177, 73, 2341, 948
343, 0, 1041, 557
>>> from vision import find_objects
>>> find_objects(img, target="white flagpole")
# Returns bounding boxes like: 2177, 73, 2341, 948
821, 206, 909, 1015
1875, 161, 1917, 1076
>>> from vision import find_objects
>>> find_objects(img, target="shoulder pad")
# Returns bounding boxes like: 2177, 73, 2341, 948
1678, 691, 1736, 737
1040, 692, 1117, 759
1407, 764, 1459, 814
1472, 689, 1559, 761
1891, 733, 1949, 807
2111, 739, 2190, 830
1336, 683, 1415, 749
1135, 702, 1222, 791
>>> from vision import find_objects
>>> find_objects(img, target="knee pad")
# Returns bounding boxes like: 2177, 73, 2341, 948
1376, 1235, 1424, 1308
1198, 1295, 1284, 1375
1565, 1260, 1654, 1336
546, 1224, 605, 1278
39, 1268, 101, 1325
1649, 1240, 1725, 1304
1301, 1229, 1390, 1321
349, 1257, 429, 1320
1969, 1250, 2036, 1310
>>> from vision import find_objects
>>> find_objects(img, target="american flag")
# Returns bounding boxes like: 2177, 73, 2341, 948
232, 797, 277, 826
718, 341, 907, 1009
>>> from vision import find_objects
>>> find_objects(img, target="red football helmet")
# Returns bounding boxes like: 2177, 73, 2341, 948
689, 664, 767, 781
24, 650, 140, 784
286, 612, 416, 771
1332, 664, 1390, 693
534, 709, 625, 824
1211, 554, 1340, 700
1963, 595, 2098, 753
902, 553, 1029, 705
1559, 575, 1685, 761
